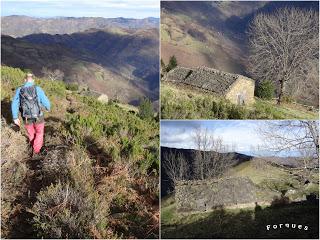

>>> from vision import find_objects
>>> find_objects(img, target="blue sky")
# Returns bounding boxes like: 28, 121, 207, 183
1, 0, 160, 18
160, 120, 302, 157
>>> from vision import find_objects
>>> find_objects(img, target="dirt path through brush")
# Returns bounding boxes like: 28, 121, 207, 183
7, 116, 67, 238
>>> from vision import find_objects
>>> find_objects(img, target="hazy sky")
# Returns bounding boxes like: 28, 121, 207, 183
160, 120, 302, 157
1, 0, 160, 18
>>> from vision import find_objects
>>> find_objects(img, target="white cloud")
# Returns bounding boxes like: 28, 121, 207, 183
215, 125, 263, 152
161, 120, 264, 153
2, 0, 160, 18
3, 0, 159, 8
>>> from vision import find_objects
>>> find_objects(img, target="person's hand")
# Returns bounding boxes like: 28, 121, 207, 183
13, 118, 20, 127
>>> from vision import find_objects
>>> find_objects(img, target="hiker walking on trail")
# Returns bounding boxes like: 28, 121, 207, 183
11, 73, 51, 155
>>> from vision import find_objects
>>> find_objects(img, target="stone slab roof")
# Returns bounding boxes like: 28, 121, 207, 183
165, 66, 254, 95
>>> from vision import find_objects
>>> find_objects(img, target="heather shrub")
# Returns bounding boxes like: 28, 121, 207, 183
1, 124, 29, 237
31, 182, 113, 239
41, 149, 70, 185
31, 148, 115, 239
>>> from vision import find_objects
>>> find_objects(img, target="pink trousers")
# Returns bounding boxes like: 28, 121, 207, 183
25, 122, 45, 153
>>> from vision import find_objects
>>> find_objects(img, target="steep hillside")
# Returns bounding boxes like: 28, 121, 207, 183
1, 66, 159, 239
1, 15, 159, 37
1, 27, 159, 104
161, 1, 319, 74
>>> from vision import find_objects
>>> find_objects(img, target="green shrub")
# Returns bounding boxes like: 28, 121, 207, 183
65, 114, 104, 145
66, 82, 79, 91
138, 97, 154, 120
255, 80, 275, 100
1, 66, 66, 102
1, 66, 26, 99
228, 105, 248, 119
121, 137, 142, 160
139, 149, 159, 175
36, 78, 66, 98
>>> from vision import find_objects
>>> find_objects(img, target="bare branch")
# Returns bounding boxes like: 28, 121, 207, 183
247, 7, 319, 104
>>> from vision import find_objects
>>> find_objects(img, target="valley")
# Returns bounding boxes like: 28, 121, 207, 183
1, 16, 160, 105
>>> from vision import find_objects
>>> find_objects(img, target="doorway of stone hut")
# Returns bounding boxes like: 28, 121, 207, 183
237, 92, 246, 105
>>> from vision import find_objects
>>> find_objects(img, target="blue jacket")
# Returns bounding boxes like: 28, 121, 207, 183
11, 82, 51, 120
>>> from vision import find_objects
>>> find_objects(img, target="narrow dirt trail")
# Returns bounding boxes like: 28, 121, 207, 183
7, 115, 67, 238
9, 155, 45, 238
7, 93, 86, 238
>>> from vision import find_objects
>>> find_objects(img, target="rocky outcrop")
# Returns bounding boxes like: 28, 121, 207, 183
97, 94, 109, 104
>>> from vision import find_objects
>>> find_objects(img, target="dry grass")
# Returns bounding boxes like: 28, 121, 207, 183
1, 123, 29, 237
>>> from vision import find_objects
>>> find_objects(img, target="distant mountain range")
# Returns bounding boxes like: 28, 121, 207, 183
2, 15, 159, 37
1, 16, 160, 105
161, 1, 318, 75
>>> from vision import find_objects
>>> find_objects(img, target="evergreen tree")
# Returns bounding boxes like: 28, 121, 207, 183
255, 80, 275, 100
166, 55, 178, 72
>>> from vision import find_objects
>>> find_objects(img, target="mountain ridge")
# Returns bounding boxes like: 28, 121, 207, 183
1, 15, 159, 37
1, 25, 159, 105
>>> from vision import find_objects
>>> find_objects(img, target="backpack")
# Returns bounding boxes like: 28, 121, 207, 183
19, 85, 42, 119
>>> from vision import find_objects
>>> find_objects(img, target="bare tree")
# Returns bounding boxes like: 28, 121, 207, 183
193, 127, 209, 180
163, 150, 189, 185
258, 120, 319, 162
289, 59, 319, 107
297, 147, 316, 180
192, 127, 233, 180
41, 67, 65, 81
248, 7, 319, 104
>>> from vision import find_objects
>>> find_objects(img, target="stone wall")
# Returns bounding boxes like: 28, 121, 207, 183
175, 177, 278, 212
225, 76, 255, 105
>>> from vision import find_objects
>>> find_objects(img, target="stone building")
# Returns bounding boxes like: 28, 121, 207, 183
163, 66, 255, 105
175, 177, 279, 212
